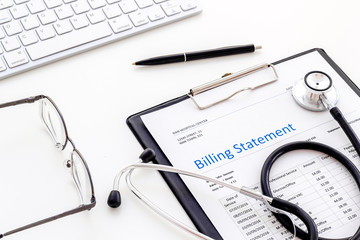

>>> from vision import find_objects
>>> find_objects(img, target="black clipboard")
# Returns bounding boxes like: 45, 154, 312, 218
126, 48, 360, 239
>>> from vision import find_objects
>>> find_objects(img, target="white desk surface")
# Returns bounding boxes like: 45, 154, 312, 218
1, 1, 360, 239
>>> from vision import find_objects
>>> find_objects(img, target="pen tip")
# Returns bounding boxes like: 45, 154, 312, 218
255, 45, 262, 50
132, 62, 136, 65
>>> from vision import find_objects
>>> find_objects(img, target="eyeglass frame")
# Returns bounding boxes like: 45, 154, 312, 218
0, 95, 96, 238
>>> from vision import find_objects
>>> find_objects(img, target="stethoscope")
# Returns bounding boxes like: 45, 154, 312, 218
108, 71, 360, 240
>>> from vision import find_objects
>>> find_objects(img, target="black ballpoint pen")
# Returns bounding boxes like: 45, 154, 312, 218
132, 44, 262, 66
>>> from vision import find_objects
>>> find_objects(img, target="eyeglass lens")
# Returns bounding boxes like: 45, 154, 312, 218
71, 150, 94, 205
40, 98, 67, 149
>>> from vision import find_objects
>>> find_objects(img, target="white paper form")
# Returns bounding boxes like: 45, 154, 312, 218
141, 51, 360, 240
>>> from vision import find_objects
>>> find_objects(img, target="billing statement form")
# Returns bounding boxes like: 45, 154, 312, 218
141, 51, 360, 240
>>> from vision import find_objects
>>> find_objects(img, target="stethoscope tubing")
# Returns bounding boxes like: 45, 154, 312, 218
330, 107, 360, 159
261, 141, 360, 240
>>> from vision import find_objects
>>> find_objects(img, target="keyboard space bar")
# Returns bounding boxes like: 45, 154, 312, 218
27, 22, 113, 61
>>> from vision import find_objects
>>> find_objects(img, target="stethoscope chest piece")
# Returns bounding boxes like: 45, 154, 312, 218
292, 71, 338, 111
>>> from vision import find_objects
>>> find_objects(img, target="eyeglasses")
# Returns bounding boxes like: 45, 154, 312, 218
0, 95, 96, 238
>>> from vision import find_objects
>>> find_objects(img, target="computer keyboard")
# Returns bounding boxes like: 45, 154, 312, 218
0, 0, 201, 79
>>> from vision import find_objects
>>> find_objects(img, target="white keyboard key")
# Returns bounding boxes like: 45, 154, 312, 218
2, 36, 21, 51
3, 21, 23, 36
148, 9, 164, 21
38, 10, 57, 24
181, 1, 196, 11
54, 5, 74, 19
21, 15, 40, 30
106, 0, 119, 4
108, 15, 132, 33
103, 4, 121, 19
18, 30, 38, 45
4, 49, 28, 68
161, 1, 180, 16
14, 0, 29, 4
10, 5, 29, 19
153, 0, 166, 3
129, 11, 148, 27
53, 20, 73, 34
119, 0, 137, 14
0, 59, 7, 72
135, 0, 152, 9
0, 0, 13, 10
88, 0, 106, 9
26, 21, 112, 60
0, 10, 11, 24
43, 0, 62, 8
27, 0, 46, 14
0, 28, 5, 38
71, 1, 90, 14
36, 25, 55, 40
70, 15, 89, 29
87, 9, 105, 24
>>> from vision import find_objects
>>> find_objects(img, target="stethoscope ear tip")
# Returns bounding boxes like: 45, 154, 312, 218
139, 148, 156, 163
107, 190, 121, 208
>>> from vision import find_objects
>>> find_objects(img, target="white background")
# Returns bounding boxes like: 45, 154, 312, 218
1, 0, 360, 239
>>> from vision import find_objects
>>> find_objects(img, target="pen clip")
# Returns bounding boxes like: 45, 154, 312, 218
188, 63, 279, 110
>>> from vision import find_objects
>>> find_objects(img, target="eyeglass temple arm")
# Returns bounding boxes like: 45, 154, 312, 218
0, 200, 95, 238
0, 95, 45, 109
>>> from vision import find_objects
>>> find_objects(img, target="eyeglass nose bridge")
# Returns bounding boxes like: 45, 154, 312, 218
55, 142, 63, 149
62, 140, 77, 168
64, 159, 72, 169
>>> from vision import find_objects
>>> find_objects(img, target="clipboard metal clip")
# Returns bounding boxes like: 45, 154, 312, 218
188, 63, 279, 110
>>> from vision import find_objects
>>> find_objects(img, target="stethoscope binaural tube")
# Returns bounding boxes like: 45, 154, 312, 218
108, 149, 319, 240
